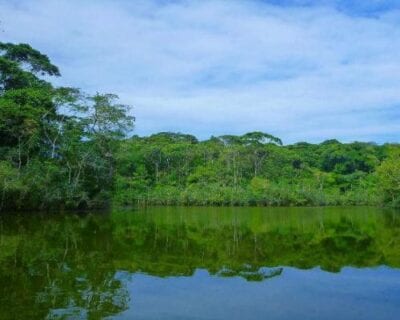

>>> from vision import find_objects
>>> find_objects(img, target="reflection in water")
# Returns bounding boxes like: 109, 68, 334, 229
0, 206, 399, 319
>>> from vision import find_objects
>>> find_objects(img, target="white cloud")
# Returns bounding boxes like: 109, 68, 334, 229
0, 0, 399, 143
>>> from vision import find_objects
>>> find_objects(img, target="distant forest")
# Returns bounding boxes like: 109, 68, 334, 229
115, 132, 399, 207
1, 42, 400, 210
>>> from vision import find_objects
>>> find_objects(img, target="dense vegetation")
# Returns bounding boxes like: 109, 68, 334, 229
1, 42, 400, 210
0, 42, 133, 210
115, 133, 400, 207
0, 207, 399, 318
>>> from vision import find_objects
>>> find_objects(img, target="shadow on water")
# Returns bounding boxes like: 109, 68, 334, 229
0, 206, 399, 319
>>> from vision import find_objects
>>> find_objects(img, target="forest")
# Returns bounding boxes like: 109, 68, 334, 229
1, 42, 400, 211
115, 132, 400, 207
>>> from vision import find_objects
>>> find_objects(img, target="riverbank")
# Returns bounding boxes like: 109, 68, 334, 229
113, 184, 381, 208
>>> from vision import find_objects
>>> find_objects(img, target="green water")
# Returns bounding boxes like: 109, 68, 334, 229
0, 206, 399, 319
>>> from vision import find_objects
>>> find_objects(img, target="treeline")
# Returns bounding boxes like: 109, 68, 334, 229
115, 132, 400, 207
0, 42, 133, 210
1, 42, 400, 211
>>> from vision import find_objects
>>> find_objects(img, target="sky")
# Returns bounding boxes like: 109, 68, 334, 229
1, 0, 400, 144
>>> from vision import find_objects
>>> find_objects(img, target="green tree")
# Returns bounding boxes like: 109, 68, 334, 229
377, 147, 400, 206
0, 42, 134, 210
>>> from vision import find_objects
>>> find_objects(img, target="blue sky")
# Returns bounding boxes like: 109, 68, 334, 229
1, 0, 400, 143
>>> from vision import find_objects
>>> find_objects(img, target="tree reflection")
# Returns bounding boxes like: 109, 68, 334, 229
0, 207, 399, 319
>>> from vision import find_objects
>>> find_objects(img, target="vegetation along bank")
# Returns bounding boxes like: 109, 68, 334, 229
1, 42, 399, 210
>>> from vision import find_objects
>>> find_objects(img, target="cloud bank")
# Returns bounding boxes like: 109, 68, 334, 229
1, 0, 400, 143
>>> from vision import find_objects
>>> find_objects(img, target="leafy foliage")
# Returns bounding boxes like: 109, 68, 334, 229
0, 42, 134, 210
115, 133, 397, 207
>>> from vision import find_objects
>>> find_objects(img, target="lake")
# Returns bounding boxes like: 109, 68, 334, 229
0, 206, 399, 319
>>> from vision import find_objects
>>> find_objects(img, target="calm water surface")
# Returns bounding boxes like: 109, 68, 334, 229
0, 206, 399, 319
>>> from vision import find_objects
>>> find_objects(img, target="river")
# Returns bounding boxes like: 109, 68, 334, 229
0, 206, 399, 319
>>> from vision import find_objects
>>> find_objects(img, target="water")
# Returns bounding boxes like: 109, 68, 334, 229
0, 206, 399, 319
